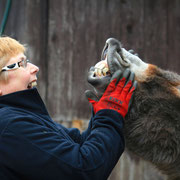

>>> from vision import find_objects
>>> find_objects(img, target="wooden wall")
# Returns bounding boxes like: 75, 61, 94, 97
0, 0, 180, 179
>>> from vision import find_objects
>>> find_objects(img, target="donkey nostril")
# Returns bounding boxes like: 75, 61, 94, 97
117, 48, 121, 53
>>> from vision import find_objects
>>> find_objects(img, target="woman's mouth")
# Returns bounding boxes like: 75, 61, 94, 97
27, 81, 37, 89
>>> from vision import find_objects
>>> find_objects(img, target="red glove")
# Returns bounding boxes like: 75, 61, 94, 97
87, 70, 137, 117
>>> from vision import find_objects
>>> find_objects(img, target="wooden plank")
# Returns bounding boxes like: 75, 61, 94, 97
68, 0, 100, 119
47, 0, 75, 121
167, 0, 180, 73
143, 0, 168, 69
111, 0, 145, 55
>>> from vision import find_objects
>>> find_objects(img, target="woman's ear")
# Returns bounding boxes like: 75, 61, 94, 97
0, 90, 3, 95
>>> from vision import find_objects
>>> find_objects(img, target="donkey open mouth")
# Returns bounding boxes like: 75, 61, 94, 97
93, 38, 129, 78
87, 38, 131, 97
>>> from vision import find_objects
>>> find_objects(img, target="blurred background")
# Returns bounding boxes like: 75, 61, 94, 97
0, 0, 180, 179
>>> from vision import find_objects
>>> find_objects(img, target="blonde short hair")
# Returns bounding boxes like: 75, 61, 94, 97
0, 36, 26, 81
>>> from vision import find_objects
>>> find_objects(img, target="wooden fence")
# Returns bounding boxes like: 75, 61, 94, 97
0, 0, 180, 179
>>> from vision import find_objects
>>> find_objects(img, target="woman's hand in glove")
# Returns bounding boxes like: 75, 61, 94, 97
86, 69, 137, 117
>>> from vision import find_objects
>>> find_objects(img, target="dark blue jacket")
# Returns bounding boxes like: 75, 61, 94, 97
0, 88, 124, 180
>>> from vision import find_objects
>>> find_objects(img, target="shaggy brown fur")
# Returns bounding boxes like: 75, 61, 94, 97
125, 65, 180, 180
88, 38, 180, 180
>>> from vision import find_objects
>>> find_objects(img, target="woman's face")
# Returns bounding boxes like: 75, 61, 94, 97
0, 53, 39, 95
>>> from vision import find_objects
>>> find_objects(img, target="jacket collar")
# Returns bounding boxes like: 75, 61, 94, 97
0, 88, 49, 115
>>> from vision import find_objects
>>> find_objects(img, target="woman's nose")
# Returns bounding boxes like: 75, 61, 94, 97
30, 63, 39, 74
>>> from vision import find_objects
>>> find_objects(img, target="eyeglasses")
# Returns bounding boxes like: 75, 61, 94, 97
1, 59, 30, 72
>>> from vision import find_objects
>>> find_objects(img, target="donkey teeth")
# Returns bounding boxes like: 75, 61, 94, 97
102, 68, 109, 76
94, 67, 110, 77
94, 68, 102, 77
94, 60, 110, 77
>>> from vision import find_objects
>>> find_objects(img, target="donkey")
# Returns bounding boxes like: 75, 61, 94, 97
87, 38, 180, 180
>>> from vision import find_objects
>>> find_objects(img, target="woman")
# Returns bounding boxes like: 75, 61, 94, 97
0, 36, 136, 180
